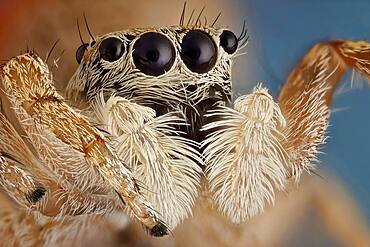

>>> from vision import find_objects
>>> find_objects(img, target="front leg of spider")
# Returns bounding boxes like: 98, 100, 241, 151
0, 52, 168, 236
203, 86, 287, 222
204, 40, 370, 223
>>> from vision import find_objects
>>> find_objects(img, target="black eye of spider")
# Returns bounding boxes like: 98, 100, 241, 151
76, 43, 88, 64
220, 30, 238, 54
133, 32, 175, 76
181, 30, 217, 74
99, 37, 125, 62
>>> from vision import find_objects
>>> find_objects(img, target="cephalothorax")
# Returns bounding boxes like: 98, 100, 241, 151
1, 8, 370, 245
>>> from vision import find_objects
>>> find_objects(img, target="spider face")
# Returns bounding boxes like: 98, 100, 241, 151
67, 26, 240, 142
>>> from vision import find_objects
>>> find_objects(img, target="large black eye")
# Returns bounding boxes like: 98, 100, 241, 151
99, 37, 125, 62
133, 32, 175, 76
220, 30, 238, 54
181, 31, 217, 73
76, 43, 88, 64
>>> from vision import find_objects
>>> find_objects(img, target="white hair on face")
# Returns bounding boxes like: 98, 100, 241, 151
202, 85, 288, 222
92, 94, 203, 229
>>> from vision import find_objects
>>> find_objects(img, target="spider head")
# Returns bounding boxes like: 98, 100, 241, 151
67, 26, 243, 141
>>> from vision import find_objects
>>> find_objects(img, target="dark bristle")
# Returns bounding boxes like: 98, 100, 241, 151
238, 33, 250, 49
94, 125, 111, 136
83, 12, 95, 42
211, 12, 221, 27
179, 2, 187, 26
133, 178, 156, 194
239, 35, 250, 48
150, 222, 169, 237
45, 39, 60, 64
187, 9, 195, 26
238, 20, 248, 41
115, 190, 126, 206
237, 20, 249, 48
195, 6, 206, 27
76, 18, 85, 44
132, 177, 141, 192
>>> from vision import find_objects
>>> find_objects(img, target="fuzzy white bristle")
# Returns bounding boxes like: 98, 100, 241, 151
203, 86, 288, 222
92, 94, 203, 229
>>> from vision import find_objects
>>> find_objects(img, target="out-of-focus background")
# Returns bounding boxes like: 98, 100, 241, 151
0, 0, 369, 246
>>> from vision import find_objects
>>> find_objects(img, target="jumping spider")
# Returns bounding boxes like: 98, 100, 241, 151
1, 7, 370, 246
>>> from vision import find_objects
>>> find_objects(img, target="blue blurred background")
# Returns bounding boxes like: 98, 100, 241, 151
236, 0, 370, 222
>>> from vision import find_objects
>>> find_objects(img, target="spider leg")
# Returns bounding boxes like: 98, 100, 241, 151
0, 190, 125, 246
0, 154, 41, 207
0, 53, 167, 235
203, 86, 287, 222
203, 40, 370, 223
0, 109, 124, 246
279, 40, 370, 179
0, 109, 120, 217
91, 94, 203, 230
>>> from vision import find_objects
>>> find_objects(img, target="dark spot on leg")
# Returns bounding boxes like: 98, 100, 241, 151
27, 187, 46, 203
150, 222, 168, 237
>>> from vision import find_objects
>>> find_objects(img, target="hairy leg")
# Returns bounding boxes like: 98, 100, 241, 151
0, 52, 167, 235
204, 40, 370, 223
0, 191, 129, 247
91, 94, 203, 229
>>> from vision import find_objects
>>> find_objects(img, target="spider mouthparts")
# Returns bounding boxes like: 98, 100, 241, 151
150, 222, 169, 237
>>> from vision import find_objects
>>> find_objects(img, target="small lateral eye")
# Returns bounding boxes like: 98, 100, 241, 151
133, 32, 175, 76
220, 30, 238, 54
76, 43, 88, 64
181, 31, 217, 74
99, 37, 125, 62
